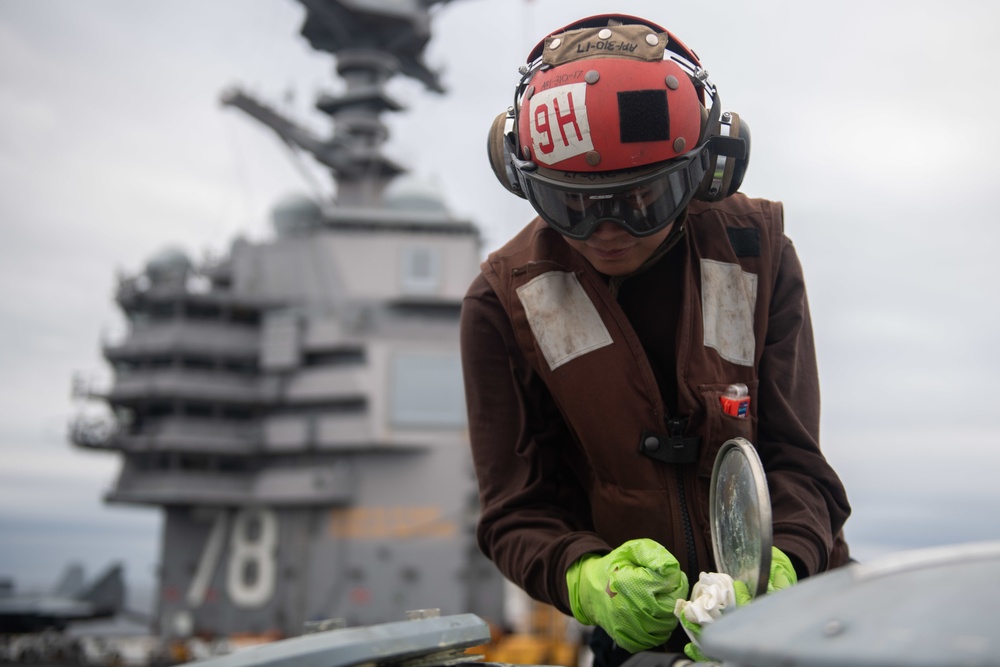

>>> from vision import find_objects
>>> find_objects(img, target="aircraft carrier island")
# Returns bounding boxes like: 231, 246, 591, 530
68, 0, 507, 643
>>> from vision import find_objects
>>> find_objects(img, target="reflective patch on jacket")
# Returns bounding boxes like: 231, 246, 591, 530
516, 271, 613, 370
701, 259, 758, 367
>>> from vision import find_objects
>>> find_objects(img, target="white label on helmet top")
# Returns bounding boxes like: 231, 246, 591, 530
529, 82, 594, 166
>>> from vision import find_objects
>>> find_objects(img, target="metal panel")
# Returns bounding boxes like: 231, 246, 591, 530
702, 541, 1000, 666
262, 316, 303, 371
109, 466, 354, 507
108, 371, 260, 404
388, 353, 465, 427
106, 322, 260, 359
187, 614, 491, 667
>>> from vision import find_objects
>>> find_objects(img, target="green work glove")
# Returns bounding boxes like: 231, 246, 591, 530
768, 547, 797, 592
566, 538, 689, 653
674, 574, 751, 662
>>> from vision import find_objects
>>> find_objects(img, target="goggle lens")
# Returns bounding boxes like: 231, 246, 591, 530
516, 150, 706, 240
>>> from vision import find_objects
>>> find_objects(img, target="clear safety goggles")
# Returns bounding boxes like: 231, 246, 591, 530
512, 146, 708, 241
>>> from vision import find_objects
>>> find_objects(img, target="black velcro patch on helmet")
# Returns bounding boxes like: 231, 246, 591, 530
618, 90, 670, 143
727, 228, 761, 257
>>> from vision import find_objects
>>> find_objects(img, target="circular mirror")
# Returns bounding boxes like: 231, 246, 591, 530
709, 438, 772, 597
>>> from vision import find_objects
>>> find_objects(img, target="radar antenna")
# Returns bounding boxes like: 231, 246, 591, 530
221, 0, 460, 208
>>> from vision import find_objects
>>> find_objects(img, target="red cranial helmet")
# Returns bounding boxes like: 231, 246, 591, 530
517, 14, 704, 172
517, 56, 703, 172
487, 14, 750, 240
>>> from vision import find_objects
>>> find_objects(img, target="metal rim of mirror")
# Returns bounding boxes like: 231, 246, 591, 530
709, 437, 773, 597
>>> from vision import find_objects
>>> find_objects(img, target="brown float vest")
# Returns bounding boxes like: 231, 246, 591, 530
481, 193, 784, 575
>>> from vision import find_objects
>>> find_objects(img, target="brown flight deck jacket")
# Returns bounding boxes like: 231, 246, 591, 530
460, 193, 851, 617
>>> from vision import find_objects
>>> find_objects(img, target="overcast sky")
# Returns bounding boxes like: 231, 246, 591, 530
1, 0, 999, 611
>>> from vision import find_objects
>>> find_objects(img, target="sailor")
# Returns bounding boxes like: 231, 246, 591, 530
460, 14, 852, 664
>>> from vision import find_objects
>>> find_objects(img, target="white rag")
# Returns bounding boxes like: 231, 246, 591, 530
673, 571, 738, 646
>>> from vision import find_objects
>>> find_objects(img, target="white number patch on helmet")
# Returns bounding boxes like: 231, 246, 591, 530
529, 82, 594, 166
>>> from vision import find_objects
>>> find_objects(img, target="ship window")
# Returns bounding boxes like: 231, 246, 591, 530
126, 309, 149, 326
114, 360, 141, 375
177, 454, 210, 471
389, 352, 465, 427
303, 347, 366, 366
231, 309, 261, 326
145, 402, 175, 417
133, 452, 163, 470
181, 356, 215, 371
183, 403, 213, 418
399, 246, 442, 295
223, 359, 259, 375
217, 456, 252, 473
186, 302, 222, 320
148, 356, 174, 369
388, 302, 461, 319
222, 406, 254, 421
269, 399, 366, 416
148, 303, 177, 320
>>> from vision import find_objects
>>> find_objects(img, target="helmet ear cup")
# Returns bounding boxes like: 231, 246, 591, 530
694, 111, 751, 202
727, 114, 750, 194
487, 110, 526, 198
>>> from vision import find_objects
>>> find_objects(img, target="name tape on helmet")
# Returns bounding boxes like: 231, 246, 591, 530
543, 25, 666, 67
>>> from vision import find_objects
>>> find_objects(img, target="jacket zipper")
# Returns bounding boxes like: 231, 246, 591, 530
675, 466, 698, 577
667, 417, 699, 576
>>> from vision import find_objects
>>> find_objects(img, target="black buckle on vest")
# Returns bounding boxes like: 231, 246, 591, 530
638, 419, 700, 464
